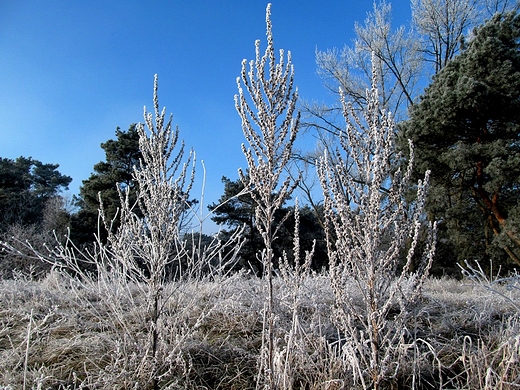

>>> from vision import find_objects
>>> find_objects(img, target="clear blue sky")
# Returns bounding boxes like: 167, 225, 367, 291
0, 1, 412, 224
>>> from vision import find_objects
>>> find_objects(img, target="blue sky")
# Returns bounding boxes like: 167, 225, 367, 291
0, 1, 412, 226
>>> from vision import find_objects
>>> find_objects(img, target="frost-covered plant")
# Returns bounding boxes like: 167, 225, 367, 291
276, 198, 315, 389
317, 55, 437, 389
460, 260, 520, 312
235, 3, 300, 388
2, 76, 244, 388
98, 74, 197, 387
92, 75, 243, 387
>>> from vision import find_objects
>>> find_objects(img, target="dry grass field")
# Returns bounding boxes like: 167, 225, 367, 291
0, 270, 518, 389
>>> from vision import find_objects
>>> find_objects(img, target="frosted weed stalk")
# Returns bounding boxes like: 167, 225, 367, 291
92, 75, 244, 388
2, 75, 244, 389
276, 198, 315, 389
317, 56, 437, 389
235, 3, 301, 388
97, 74, 198, 388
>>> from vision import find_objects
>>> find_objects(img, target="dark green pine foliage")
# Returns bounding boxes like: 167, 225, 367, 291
209, 176, 264, 275
71, 125, 142, 244
402, 12, 520, 269
209, 176, 327, 274
0, 156, 72, 231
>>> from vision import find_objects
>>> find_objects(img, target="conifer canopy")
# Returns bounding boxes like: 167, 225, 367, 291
403, 12, 520, 267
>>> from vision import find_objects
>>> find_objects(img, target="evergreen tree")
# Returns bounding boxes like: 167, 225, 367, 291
0, 156, 72, 276
71, 125, 142, 244
210, 176, 327, 273
402, 12, 520, 269
0, 156, 72, 231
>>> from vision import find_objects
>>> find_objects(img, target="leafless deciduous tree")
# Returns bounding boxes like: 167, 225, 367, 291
315, 1, 423, 120
315, 0, 517, 119
412, 0, 519, 73
411, 0, 478, 73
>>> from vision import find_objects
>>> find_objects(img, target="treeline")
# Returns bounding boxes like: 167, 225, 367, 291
1, 2, 520, 278
0, 127, 328, 275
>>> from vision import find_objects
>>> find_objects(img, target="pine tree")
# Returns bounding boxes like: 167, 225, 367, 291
402, 11, 520, 268
0, 156, 71, 231
71, 125, 142, 244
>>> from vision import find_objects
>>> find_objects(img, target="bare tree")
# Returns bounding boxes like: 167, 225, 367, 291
315, 1, 423, 120
315, 0, 515, 118
411, 0, 479, 73
412, 0, 519, 74
235, 4, 300, 388
355, 1, 424, 111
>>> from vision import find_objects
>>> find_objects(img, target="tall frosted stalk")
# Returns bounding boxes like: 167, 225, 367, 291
317, 55, 437, 389
235, 4, 300, 388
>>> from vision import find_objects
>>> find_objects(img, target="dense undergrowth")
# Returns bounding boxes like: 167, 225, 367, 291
0, 272, 518, 389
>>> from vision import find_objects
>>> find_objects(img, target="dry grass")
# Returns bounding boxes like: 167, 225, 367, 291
0, 271, 518, 389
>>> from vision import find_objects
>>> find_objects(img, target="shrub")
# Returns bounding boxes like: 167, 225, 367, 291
317, 56, 437, 389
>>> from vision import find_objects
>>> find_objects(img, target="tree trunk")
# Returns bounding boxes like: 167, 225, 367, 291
475, 161, 520, 267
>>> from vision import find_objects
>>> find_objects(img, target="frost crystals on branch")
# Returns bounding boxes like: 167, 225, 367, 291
105, 74, 199, 292
317, 55, 437, 390
94, 75, 242, 387
235, 4, 300, 389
